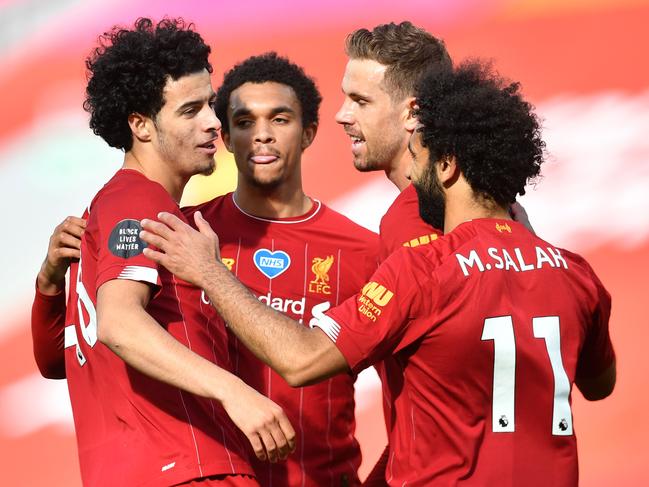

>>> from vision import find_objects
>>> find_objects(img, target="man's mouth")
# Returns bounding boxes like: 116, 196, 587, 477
347, 133, 365, 153
250, 153, 279, 164
198, 139, 217, 155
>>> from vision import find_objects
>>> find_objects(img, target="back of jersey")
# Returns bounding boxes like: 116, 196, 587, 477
416, 218, 613, 486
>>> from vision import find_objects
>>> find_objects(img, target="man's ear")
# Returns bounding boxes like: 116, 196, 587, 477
437, 156, 460, 186
128, 113, 153, 143
301, 122, 318, 151
222, 131, 233, 153
403, 97, 419, 132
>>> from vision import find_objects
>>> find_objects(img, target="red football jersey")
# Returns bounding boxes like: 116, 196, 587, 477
378, 184, 442, 262
318, 219, 614, 486
63, 170, 253, 487
185, 193, 379, 487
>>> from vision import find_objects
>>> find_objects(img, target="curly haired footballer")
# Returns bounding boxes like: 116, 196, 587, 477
415, 61, 545, 207
83, 17, 212, 151
215, 52, 322, 133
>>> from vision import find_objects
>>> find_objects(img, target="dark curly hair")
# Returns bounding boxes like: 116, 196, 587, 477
346, 21, 451, 101
83, 17, 212, 151
215, 52, 321, 134
416, 61, 545, 206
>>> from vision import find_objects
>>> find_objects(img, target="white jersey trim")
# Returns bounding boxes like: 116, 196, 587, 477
312, 314, 341, 343
64, 325, 77, 348
118, 265, 158, 284
231, 193, 322, 224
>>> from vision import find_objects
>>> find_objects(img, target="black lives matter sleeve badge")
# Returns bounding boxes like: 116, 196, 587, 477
108, 219, 147, 258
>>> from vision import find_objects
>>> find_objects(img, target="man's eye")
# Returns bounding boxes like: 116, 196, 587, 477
274, 117, 288, 124
236, 120, 252, 128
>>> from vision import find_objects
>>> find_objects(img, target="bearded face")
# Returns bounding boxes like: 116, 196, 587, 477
412, 161, 446, 231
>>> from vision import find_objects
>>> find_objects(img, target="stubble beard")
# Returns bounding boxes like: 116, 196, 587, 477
354, 133, 403, 173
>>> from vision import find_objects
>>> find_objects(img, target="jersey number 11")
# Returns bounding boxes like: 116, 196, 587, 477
481, 315, 573, 436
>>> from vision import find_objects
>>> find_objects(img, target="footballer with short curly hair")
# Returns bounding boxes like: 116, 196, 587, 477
32, 17, 296, 487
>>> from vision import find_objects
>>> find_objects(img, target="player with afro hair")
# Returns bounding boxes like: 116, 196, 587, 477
413, 60, 545, 223
84, 17, 212, 151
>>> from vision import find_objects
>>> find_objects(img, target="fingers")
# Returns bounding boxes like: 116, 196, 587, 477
52, 246, 81, 261
157, 211, 187, 231
61, 216, 87, 237
140, 218, 174, 242
139, 229, 167, 252
277, 412, 297, 454
257, 428, 279, 463
268, 418, 292, 460
142, 247, 165, 265
57, 230, 82, 251
194, 211, 216, 237
256, 406, 295, 463
247, 433, 266, 461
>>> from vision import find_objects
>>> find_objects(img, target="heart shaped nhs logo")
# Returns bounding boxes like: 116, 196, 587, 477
253, 249, 291, 279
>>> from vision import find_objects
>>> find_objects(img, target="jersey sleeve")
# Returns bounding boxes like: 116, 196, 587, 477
315, 249, 436, 373
31, 282, 66, 379
93, 183, 178, 290
576, 266, 615, 378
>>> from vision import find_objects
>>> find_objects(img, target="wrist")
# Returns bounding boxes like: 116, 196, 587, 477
212, 369, 246, 404
36, 264, 66, 296
198, 260, 227, 294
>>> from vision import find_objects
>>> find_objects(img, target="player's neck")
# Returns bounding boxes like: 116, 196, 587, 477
444, 191, 512, 234
234, 179, 313, 219
385, 149, 411, 191
122, 151, 188, 203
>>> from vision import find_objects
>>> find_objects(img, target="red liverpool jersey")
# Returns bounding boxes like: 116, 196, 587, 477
185, 193, 379, 487
318, 219, 614, 486
63, 170, 253, 487
378, 184, 442, 262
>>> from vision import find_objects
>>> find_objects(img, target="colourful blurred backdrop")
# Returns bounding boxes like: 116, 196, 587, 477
1, 0, 647, 485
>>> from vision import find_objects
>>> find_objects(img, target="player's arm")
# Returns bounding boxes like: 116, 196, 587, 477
31, 216, 86, 378
140, 212, 350, 387
574, 271, 616, 401
97, 278, 295, 462
575, 361, 616, 401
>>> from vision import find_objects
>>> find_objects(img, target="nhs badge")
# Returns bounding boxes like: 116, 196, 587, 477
253, 249, 291, 279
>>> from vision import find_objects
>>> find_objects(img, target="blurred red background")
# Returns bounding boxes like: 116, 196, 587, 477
0, 0, 646, 484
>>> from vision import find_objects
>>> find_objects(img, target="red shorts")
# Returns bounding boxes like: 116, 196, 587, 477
174, 474, 258, 486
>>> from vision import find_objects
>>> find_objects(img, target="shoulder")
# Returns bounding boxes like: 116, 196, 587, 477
89, 170, 179, 233
317, 202, 378, 244
182, 193, 230, 219
379, 184, 419, 228
93, 170, 175, 213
